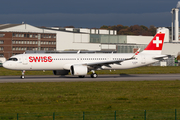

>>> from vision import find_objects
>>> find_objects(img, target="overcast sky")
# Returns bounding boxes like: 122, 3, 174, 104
0, 0, 179, 28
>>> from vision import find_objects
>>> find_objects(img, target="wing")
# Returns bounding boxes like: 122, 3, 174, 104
84, 48, 140, 69
63, 49, 140, 70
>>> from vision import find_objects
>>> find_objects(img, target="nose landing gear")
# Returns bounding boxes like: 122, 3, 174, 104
21, 70, 25, 79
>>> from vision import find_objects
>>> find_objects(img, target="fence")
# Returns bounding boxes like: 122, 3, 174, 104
0, 109, 179, 120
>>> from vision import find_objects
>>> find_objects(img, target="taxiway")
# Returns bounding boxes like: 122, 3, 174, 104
0, 74, 180, 83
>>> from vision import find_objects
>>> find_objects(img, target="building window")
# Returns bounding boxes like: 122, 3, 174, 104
0, 34, 5, 37
12, 40, 15, 44
12, 47, 27, 51
0, 47, 3, 50
0, 40, 4, 44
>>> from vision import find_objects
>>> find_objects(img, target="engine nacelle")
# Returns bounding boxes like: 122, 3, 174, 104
70, 65, 88, 75
53, 70, 70, 75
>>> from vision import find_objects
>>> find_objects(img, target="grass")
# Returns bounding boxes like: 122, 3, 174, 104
1, 66, 180, 119
1, 66, 180, 76
0, 81, 180, 113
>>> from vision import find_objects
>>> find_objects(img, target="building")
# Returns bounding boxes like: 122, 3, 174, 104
45, 26, 153, 53
0, 24, 56, 58
0, 23, 155, 59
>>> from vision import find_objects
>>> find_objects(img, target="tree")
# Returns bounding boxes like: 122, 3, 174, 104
149, 25, 157, 36
99, 24, 157, 36
100, 25, 109, 29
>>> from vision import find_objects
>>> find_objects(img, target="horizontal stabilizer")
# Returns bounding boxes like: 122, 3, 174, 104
153, 55, 171, 61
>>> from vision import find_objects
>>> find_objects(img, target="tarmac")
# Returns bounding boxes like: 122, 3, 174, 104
0, 74, 180, 83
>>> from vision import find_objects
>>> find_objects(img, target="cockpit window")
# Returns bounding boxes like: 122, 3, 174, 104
8, 58, 18, 61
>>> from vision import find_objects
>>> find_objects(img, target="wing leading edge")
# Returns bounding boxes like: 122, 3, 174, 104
83, 48, 141, 69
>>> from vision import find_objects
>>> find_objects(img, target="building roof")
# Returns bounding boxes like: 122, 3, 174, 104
0, 24, 21, 30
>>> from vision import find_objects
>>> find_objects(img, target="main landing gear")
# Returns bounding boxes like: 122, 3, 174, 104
91, 73, 98, 78
21, 70, 25, 79
91, 70, 98, 78
78, 70, 98, 78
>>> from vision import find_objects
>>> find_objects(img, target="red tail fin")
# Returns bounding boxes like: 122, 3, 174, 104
144, 33, 165, 51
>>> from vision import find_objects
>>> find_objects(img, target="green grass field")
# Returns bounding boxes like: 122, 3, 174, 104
0, 81, 180, 113
1, 66, 180, 119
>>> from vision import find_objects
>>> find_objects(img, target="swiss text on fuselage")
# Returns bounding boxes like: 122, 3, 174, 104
29, 56, 52, 62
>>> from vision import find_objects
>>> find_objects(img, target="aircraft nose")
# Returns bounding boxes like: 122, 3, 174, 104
2, 62, 6, 68
2, 62, 9, 69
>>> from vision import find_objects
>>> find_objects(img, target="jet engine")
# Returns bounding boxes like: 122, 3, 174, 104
53, 70, 70, 75
70, 65, 88, 75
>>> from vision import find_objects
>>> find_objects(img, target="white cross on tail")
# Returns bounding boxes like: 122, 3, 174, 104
153, 37, 162, 47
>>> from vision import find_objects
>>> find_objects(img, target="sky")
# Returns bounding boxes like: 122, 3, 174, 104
0, 0, 179, 28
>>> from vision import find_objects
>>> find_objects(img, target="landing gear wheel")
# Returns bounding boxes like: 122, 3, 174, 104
78, 75, 85, 78
21, 70, 25, 79
21, 75, 25, 79
91, 73, 98, 78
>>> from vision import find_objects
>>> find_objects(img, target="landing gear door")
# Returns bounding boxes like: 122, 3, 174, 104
22, 55, 28, 65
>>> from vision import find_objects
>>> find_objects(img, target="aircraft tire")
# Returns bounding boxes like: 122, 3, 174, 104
91, 73, 98, 78
21, 75, 25, 79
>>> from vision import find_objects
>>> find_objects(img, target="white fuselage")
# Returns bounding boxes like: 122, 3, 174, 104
3, 53, 158, 71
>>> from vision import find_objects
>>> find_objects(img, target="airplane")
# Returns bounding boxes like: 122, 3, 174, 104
3, 32, 168, 79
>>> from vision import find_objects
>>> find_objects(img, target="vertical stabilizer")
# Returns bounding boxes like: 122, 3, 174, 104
141, 33, 165, 54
